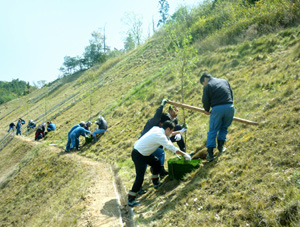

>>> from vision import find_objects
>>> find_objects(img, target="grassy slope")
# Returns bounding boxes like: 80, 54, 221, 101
1, 7, 300, 227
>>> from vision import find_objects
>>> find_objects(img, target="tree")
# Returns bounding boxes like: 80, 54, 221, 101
124, 33, 135, 52
164, 7, 198, 149
122, 12, 143, 47
157, 0, 170, 27
83, 30, 107, 67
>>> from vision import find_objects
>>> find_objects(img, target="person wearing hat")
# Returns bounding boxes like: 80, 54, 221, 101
70, 125, 91, 151
128, 120, 191, 207
200, 72, 235, 162
47, 121, 56, 132
65, 121, 86, 152
27, 120, 36, 130
8, 122, 16, 132
92, 116, 107, 142
84, 121, 93, 130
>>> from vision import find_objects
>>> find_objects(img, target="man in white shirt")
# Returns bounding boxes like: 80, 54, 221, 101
128, 121, 191, 207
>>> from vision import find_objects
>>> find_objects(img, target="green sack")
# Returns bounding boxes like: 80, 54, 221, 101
168, 157, 200, 180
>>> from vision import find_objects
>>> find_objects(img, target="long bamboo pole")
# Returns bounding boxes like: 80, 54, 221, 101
168, 100, 258, 126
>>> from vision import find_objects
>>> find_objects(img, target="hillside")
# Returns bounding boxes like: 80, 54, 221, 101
1, 0, 300, 226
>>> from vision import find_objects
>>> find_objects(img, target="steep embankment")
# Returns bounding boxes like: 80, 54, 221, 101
0, 136, 122, 226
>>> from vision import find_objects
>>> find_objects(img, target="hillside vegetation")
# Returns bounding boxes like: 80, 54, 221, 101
0, 79, 36, 105
1, 0, 300, 226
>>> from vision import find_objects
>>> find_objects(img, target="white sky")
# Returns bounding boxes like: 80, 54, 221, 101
0, 0, 203, 84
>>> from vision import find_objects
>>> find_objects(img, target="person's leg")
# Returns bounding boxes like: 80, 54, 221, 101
92, 129, 106, 142
128, 149, 147, 207
153, 147, 165, 166
206, 106, 223, 160
75, 137, 80, 150
217, 105, 235, 153
66, 134, 71, 151
146, 154, 162, 187
70, 135, 76, 149
217, 104, 235, 141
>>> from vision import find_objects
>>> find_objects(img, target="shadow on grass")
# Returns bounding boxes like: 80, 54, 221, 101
135, 159, 217, 225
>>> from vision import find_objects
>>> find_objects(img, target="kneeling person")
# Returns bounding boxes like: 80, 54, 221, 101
128, 120, 191, 207
92, 115, 107, 142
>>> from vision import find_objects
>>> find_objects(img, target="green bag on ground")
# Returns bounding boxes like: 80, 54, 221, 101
168, 157, 200, 180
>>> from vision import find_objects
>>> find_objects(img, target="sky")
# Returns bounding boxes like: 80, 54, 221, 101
0, 0, 203, 85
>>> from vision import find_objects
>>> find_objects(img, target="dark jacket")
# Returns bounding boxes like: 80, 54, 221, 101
10, 122, 15, 127
139, 105, 163, 138
35, 125, 45, 140
97, 116, 107, 130
202, 77, 233, 112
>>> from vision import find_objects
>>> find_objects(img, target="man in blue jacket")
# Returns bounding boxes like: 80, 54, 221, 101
16, 119, 22, 136
47, 121, 56, 132
65, 121, 86, 152
70, 125, 91, 151
200, 72, 235, 161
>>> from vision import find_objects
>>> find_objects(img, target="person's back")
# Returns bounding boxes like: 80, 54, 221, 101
202, 77, 233, 111
47, 122, 56, 131
97, 116, 107, 130
71, 126, 90, 138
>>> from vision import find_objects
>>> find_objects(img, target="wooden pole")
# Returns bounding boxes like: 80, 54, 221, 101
168, 100, 258, 126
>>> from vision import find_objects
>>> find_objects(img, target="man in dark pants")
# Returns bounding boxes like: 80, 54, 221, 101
200, 72, 235, 162
139, 98, 170, 177
128, 121, 191, 207
167, 105, 186, 152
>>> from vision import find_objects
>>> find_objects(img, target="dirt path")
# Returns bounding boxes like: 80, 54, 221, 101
17, 136, 125, 227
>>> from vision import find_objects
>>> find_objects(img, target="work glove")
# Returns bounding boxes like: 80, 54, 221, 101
184, 153, 192, 161
180, 127, 187, 134
161, 98, 168, 106
181, 123, 188, 129
174, 134, 182, 141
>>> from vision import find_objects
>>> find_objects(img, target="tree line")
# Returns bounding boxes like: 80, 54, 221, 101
0, 79, 37, 104
59, 0, 171, 78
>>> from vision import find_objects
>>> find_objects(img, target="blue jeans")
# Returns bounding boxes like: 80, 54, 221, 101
92, 129, 106, 138
153, 147, 165, 166
66, 134, 72, 151
8, 126, 15, 132
70, 135, 79, 149
207, 104, 235, 148
16, 128, 21, 135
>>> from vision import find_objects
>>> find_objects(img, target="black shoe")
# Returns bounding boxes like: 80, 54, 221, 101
206, 147, 215, 162
217, 140, 225, 155
128, 194, 140, 207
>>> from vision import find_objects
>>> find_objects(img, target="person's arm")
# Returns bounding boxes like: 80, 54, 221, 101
202, 85, 211, 113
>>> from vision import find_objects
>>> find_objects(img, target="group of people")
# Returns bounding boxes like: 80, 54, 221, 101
7, 118, 25, 135
128, 72, 235, 207
64, 115, 107, 152
35, 121, 56, 141
4, 72, 234, 209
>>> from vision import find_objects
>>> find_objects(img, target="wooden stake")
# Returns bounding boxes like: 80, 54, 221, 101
168, 100, 258, 126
